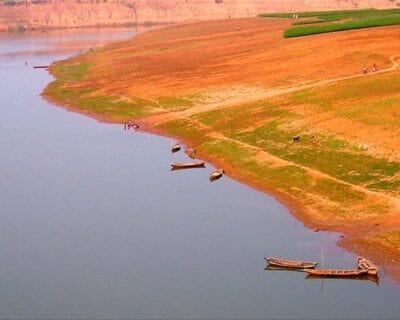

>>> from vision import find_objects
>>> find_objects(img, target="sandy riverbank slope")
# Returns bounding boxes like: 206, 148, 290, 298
0, 0, 399, 31
45, 17, 400, 281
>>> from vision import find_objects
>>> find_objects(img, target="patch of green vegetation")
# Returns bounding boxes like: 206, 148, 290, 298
367, 180, 400, 193
46, 60, 159, 119
200, 140, 365, 209
337, 96, 400, 127
289, 72, 400, 127
292, 19, 323, 26
234, 122, 400, 186
259, 9, 400, 37
157, 96, 193, 111
46, 80, 155, 120
313, 178, 364, 204
195, 101, 296, 134
52, 62, 91, 82
193, 102, 400, 191
289, 89, 332, 111
160, 119, 211, 145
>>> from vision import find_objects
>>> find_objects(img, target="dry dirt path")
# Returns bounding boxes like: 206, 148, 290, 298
146, 54, 400, 125
144, 54, 400, 214
185, 117, 400, 214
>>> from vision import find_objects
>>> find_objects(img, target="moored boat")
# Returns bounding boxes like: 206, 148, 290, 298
264, 257, 318, 269
357, 256, 379, 276
171, 143, 181, 153
186, 148, 196, 159
305, 268, 368, 277
305, 273, 380, 285
171, 161, 205, 170
209, 169, 224, 182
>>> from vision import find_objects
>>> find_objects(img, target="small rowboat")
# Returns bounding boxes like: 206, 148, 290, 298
186, 148, 196, 159
357, 257, 379, 276
209, 169, 224, 182
33, 65, 49, 69
171, 143, 181, 153
264, 257, 318, 269
171, 161, 205, 170
305, 269, 368, 277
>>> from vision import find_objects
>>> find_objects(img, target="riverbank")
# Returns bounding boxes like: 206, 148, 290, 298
1, 0, 397, 33
44, 17, 400, 282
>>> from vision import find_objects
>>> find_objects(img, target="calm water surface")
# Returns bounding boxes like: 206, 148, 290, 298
0, 28, 399, 319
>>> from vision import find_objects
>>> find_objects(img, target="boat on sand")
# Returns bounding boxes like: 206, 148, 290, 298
264, 257, 318, 269
305, 269, 368, 277
186, 148, 196, 159
209, 169, 224, 182
357, 257, 379, 276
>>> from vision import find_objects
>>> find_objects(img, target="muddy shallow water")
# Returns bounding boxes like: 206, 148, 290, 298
0, 28, 399, 319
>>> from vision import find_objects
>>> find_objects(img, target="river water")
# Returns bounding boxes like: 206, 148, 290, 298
0, 28, 399, 319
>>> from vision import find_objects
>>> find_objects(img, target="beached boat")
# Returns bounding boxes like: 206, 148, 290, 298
357, 257, 379, 276
305, 273, 379, 285
171, 161, 205, 170
209, 169, 224, 182
305, 269, 368, 277
186, 148, 196, 159
171, 143, 181, 153
264, 257, 318, 269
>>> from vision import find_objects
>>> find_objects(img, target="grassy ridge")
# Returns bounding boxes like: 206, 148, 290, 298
259, 9, 400, 37
45, 60, 197, 119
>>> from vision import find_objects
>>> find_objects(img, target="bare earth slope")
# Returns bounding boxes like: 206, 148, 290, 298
1, 0, 400, 31
45, 17, 400, 281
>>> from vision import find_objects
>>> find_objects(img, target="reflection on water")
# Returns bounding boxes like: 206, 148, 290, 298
0, 28, 400, 319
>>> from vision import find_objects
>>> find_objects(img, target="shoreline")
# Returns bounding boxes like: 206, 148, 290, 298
0, 21, 171, 33
42, 17, 400, 283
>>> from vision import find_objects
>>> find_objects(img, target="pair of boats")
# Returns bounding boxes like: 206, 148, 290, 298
171, 144, 196, 159
171, 144, 204, 170
170, 162, 224, 181
264, 256, 379, 278
170, 143, 224, 181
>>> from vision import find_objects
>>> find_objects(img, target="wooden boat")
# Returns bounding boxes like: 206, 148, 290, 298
209, 169, 224, 182
171, 143, 181, 153
305, 268, 368, 277
186, 148, 196, 159
305, 274, 379, 285
264, 265, 308, 273
264, 257, 318, 269
357, 256, 379, 276
171, 161, 205, 170
33, 65, 49, 69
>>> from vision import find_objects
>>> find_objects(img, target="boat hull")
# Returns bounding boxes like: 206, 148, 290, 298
171, 144, 181, 153
265, 257, 318, 269
357, 257, 379, 276
305, 269, 368, 277
171, 161, 205, 170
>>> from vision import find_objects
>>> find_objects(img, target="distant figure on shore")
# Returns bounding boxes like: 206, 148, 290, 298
363, 66, 368, 74
372, 63, 377, 72
311, 135, 317, 145
124, 120, 140, 131
237, 26, 240, 32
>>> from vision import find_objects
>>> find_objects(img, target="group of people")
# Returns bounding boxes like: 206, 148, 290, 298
124, 120, 140, 131
363, 63, 378, 74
